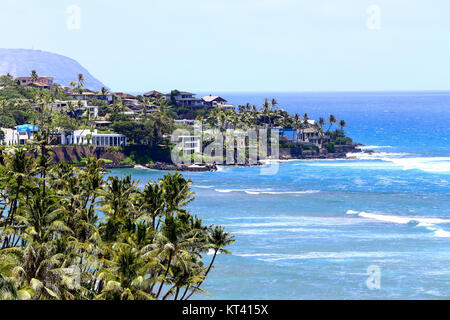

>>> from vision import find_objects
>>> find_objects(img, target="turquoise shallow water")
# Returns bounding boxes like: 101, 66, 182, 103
110, 92, 450, 299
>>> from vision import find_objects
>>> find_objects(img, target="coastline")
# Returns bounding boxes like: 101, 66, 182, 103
129, 143, 373, 172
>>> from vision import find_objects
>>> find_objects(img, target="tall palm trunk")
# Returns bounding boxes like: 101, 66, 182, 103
180, 285, 190, 300
184, 249, 218, 300
2, 181, 22, 249
174, 286, 180, 300
156, 251, 173, 298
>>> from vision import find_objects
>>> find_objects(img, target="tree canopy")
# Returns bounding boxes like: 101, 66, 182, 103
0, 133, 234, 300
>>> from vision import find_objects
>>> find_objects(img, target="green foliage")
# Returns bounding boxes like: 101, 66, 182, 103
119, 156, 136, 166
112, 115, 174, 147
0, 138, 234, 300
329, 129, 353, 145
99, 158, 113, 164
0, 99, 36, 128
280, 141, 302, 149
324, 142, 335, 153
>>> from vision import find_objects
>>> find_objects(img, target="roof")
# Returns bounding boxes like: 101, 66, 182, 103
92, 120, 112, 124
143, 90, 162, 97
114, 92, 136, 99
302, 128, 319, 133
17, 76, 53, 80
30, 81, 51, 87
202, 95, 227, 103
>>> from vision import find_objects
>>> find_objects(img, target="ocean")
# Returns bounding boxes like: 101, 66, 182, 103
110, 91, 450, 299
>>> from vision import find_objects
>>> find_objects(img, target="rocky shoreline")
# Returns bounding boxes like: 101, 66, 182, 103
129, 143, 372, 172
142, 162, 218, 172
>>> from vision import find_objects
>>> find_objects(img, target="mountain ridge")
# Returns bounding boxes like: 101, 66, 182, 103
0, 48, 106, 91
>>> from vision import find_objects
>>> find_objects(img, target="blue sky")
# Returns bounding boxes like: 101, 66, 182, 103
1, 0, 449, 92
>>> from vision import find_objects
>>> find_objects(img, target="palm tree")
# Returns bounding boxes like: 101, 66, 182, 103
30, 70, 39, 83
327, 114, 337, 132
96, 244, 154, 300
184, 226, 234, 300
77, 74, 85, 90
69, 81, 77, 90
318, 117, 326, 131
271, 98, 278, 109
153, 215, 202, 299
1, 148, 36, 249
52, 83, 62, 96
262, 99, 271, 127
339, 119, 346, 131
0, 146, 233, 300
141, 182, 165, 231
159, 173, 194, 216
303, 113, 309, 125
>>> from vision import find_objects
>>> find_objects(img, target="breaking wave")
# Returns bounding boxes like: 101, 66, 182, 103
346, 210, 450, 238
345, 151, 450, 174
235, 251, 399, 261
214, 188, 319, 195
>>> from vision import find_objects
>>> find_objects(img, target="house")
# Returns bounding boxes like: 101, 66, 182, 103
0, 124, 39, 145
174, 119, 196, 126
121, 98, 141, 108
1, 128, 20, 145
65, 91, 113, 103
62, 129, 127, 147
90, 120, 112, 128
16, 124, 39, 144
298, 127, 330, 147
202, 95, 228, 107
17, 76, 53, 89
49, 100, 98, 119
143, 90, 162, 98
167, 91, 204, 108
174, 135, 201, 153
29, 82, 53, 90
114, 92, 136, 100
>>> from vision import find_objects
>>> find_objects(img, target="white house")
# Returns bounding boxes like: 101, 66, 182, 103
165, 92, 204, 108
1, 128, 20, 145
173, 135, 201, 153
63, 129, 127, 147
1, 124, 39, 145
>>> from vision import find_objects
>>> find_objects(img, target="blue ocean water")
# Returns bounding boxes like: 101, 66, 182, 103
111, 92, 450, 299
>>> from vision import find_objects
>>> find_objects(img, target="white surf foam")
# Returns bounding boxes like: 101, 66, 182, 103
346, 152, 409, 160
347, 152, 450, 173
357, 145, 393, 150
433, 230, 450, 238
193, 185, 214, 189
380, 157, 450, 173
235, 251, 398, 261
215, 188, 319, 195
348, 210, 450, 238
214, 189, 236, 193
260, 190, 320, 195
133, 165, 151, 170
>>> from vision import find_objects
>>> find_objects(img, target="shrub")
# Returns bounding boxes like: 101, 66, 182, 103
324, 142, 335, 153
119, 156, 136, 166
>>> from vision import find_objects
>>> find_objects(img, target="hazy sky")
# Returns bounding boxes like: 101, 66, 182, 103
1, 0, 449, 92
